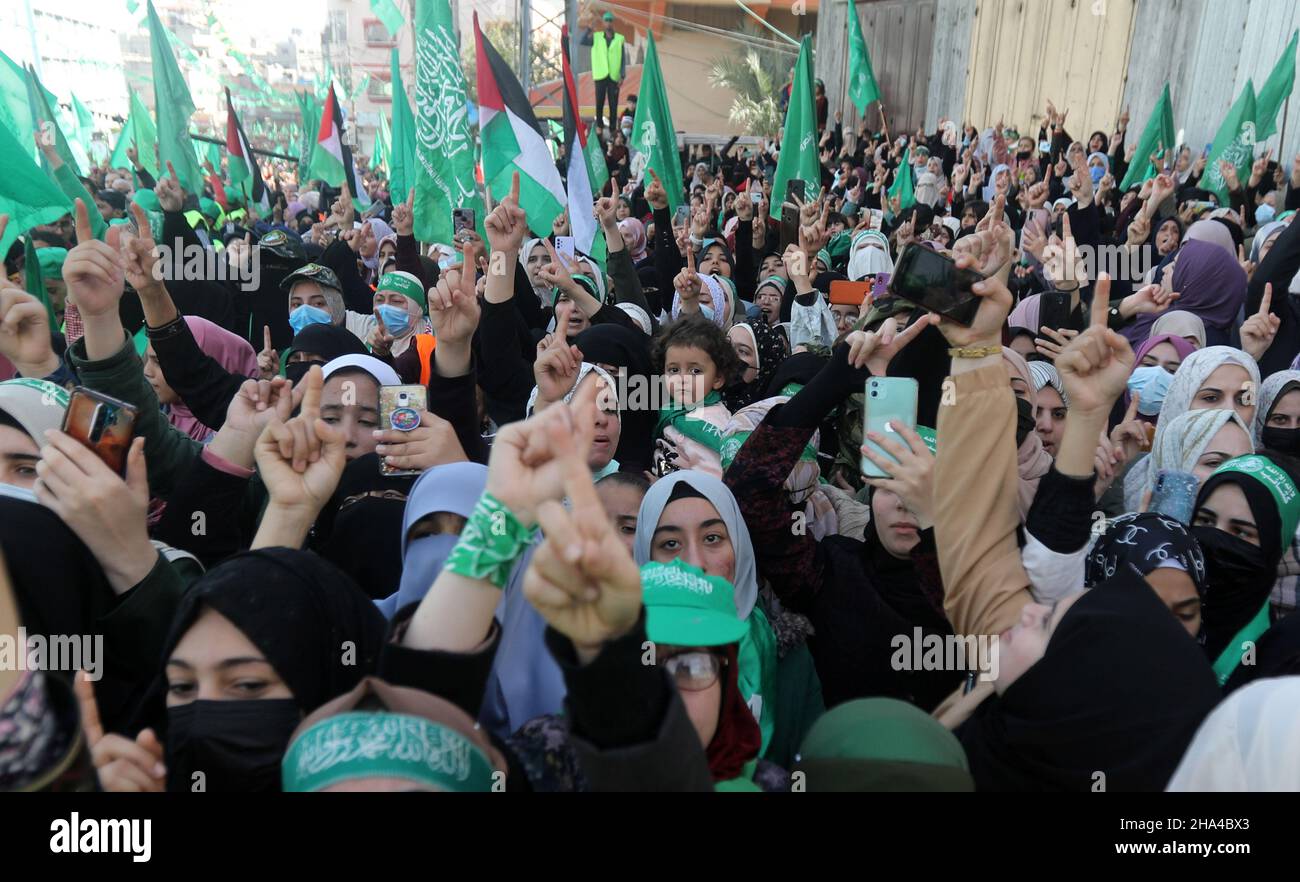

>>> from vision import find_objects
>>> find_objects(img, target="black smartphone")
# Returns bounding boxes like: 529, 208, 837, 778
1038, 290, 1073, 335
452, 208, 476, 237
888, 244, 984, 326
780, 178, 805, 252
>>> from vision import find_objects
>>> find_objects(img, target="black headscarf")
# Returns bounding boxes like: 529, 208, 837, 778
146, 548, 386, 724
311, 453, 417, 599
1085, 513, 1207, 594
959, 569, 1221, 791
723, 319, 789, 412
1193, 461, 1296, 661
764, 351, 827, 399
574, 324, 654, 473
0, 496, 143, 734
284, 323, 368, 384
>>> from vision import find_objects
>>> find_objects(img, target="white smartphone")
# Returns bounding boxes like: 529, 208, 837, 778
554, 235, 576, 268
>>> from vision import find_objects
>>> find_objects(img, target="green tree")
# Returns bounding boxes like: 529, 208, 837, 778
708, 25, 796, 139
460, 19, 560, 108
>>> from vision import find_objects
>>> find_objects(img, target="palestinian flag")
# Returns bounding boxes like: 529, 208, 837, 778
474, 12, 564, 235
560, 25, 605, 265
224, 88, 269, 213
309, 82, 366, 204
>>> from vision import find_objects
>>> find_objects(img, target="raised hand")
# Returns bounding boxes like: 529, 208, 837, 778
861, 422, 936, 529
525, 387, 641, 660
1119, 281, 1179, 318
331, 180, 356, 227
485, 172, 529, 254
63, 199, 125, 319
35, 433, 154, 595
257, 325, 279, 381
1034, 326, 1080, 361
932, 253, 1013, 349
120, 201, 162, 298
76, 670, 165, 792
844, 313, 937, 376
391, 187, 415, 236
1054, 274, 1135, 415
428, 243, 481, 348
0, 284, 59, 377
644, 168, 668, 210
1240, 283, 1281, 361
254, 365, 347, 515
674, 243, 703, 303
533, 302, 584, 405
489, 375, 598, 527
1109, 393, 1150, 463
594, 194, 619, 229
155, 161, 184, 212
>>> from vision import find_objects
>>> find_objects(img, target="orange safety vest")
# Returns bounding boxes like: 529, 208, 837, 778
415, 333, 437, 386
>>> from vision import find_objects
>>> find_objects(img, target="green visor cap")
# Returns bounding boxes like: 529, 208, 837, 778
641, 560, 746, 647
915, 425, 937, 455
377, 269, 426, 310
1210, 455, 1300, 546
280, 262, 342, 294
281, 712, 496, 792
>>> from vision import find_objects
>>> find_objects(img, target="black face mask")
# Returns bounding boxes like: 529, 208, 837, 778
166, 699, 301, 792
1016, 150, 1033, 161
1261, 426, 1300, 457
1015, 396, 1036, 448
1191, 525, 1275, 656
285, 359, 325, 386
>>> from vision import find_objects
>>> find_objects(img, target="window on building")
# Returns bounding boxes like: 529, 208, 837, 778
364, 19, 396, 46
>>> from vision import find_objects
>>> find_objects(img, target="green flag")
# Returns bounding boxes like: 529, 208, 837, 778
846, 4, 880, 114
412, 0, 480, 245
0, 51, 38, 165
146, 0, 204, 194
109, 88, 159, 178
630, 32, 684, 215
24, 237, 58, 329
24, 66, 81, 178
1256, 30, 1297, 141
373, 112, 391, 172
769, 35, 820, 222
1203, 80, 1258, 207
371, 0, 405, 38
887, 149, 915, 213
297, 90, 320, 175
0, 117, 71, 258
1118, 82, 1176, 190
389, 48, 417, 199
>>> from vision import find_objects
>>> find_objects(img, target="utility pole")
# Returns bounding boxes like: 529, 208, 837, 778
520, 0, 532, 93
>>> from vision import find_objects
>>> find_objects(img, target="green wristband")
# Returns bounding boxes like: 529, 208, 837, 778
442, 492, 536, 589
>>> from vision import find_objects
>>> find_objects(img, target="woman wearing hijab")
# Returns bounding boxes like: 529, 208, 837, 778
1150, 310, 1207, 350
1084, 512, 1207, 636
1109, 345, 1255, 509
357, 217, 395, 286
846, 230, 894, 284
723, 328, 962, 712
1004, 348, 1055, 519
572, 324, 655, 474
1153, 216, 1184, 258
145, 317, 258, 442
1124, 409, 1254, 513
101, 548, 388, 792
1191, 453, 1300, 685
1122, 240, 1247, 346
1183, 218, 1238, 258
1251, 372, 1300, 616
724, 319, 789, 412
1168, 677, 1300, 791
618, 218, 648, 262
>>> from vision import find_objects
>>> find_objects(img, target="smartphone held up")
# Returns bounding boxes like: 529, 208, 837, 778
61, 388, 139, 477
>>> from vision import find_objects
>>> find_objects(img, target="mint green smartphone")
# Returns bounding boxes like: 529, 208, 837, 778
861, 377, 919, 478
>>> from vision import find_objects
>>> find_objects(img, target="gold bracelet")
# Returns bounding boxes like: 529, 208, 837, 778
947, 345, 1002, 358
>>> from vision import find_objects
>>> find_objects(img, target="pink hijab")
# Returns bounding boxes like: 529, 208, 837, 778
168, 317, 259, 442
618, 218, 648, 261
1002, 348, 1054, 520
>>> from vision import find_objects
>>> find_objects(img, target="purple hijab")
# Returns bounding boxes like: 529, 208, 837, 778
1122, 240, 1247, 345
1125, 333, 1199, 423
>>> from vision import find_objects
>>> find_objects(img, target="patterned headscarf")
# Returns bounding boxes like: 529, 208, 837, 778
1085, 512, 1207, 596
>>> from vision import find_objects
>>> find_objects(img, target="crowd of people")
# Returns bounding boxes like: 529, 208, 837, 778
5, 85, 1300, 793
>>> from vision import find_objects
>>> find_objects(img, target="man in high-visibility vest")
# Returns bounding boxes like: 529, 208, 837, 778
581, 11, 626, 137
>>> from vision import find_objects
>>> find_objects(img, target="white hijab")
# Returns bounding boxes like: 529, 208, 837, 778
1168, 677, 1300, 791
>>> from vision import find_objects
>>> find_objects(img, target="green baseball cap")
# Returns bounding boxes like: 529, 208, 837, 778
281, 262, 342, 295
603, 11, 614, 20
377, 270, 427, 311
642, 560, 746, 647
35, 247, 67, 281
